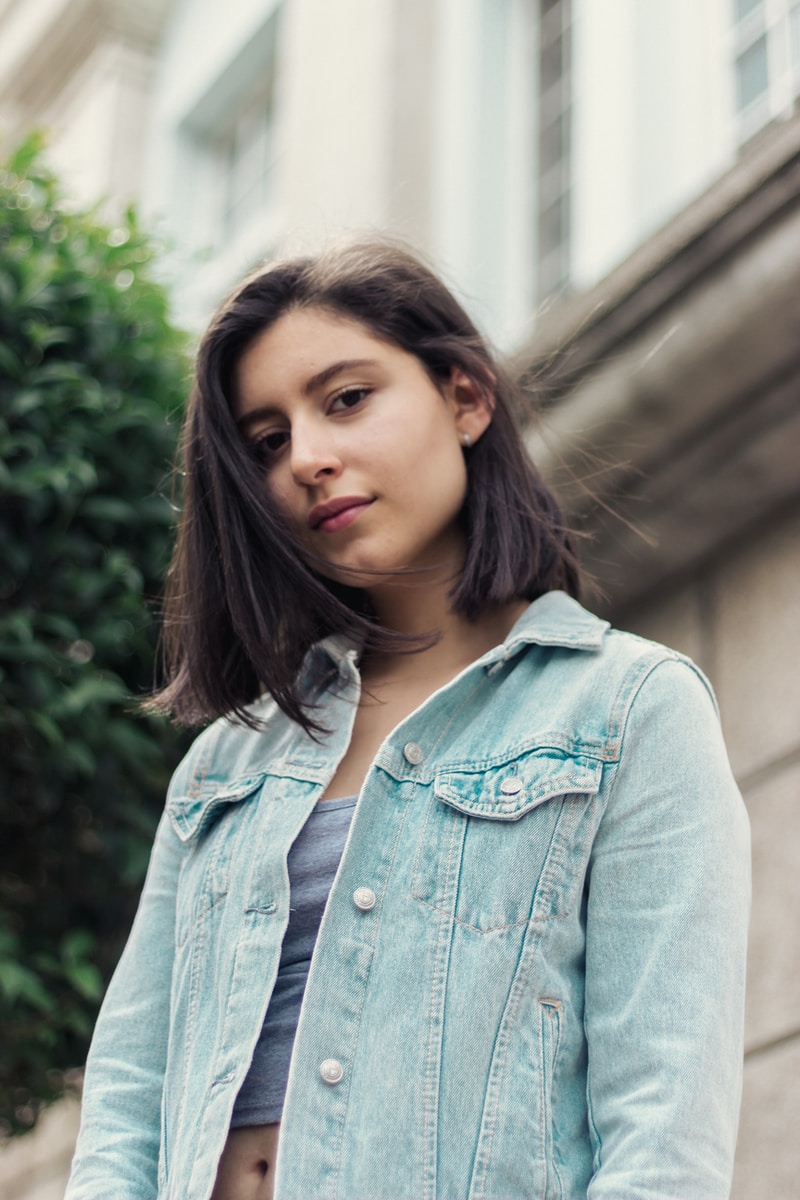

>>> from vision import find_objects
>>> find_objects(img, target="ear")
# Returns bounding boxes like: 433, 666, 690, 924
442, 368, 494, 447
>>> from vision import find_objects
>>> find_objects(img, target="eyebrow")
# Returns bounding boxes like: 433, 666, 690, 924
237, 358, 380, 430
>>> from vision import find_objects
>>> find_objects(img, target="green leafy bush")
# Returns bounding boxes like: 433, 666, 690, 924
0, 134, 191, 1134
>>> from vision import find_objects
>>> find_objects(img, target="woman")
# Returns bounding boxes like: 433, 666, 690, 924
66, 239, 750, 1200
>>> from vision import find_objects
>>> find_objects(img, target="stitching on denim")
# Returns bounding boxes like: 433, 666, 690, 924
422, 802, 462, 1199
603, 640, 700, 747
173, 894, 206, 1150
539, 999, 564, 1199
537, 1000, 549, 1181
531, 791, 597, 926
175, 790, 257, 945
438, 735, 614, 774
175, 797, 255, 1153
605, 654, 705, 812
187, 722, 217, 800
585, 1040, 603, 1173
328, 796, 411, 1200
470, 915, 547, 1196
584, 653, 712, 1181
436, 779, 598, 815
430, 671, 489, 756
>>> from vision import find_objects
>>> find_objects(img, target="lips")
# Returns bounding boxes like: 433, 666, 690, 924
308, 496, 374, 533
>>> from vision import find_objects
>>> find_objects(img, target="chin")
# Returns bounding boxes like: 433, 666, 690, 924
320, 563, 398, 589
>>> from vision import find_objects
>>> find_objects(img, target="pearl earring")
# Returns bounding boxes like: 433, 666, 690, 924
460, 432, 471, 447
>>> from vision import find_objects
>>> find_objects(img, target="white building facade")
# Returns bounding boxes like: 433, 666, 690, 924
3, 0, 798, 334
1, 1, 799, 1196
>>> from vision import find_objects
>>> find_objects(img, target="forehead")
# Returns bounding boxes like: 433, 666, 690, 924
234, 307, 397, 396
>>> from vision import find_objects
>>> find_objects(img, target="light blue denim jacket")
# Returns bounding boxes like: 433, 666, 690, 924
66, 592, 750, 1200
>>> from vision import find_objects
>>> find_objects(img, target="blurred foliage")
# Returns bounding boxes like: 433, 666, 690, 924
0, 133, 191, 1135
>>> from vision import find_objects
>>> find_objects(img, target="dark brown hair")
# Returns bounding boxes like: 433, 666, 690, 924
151, 237, 580, 731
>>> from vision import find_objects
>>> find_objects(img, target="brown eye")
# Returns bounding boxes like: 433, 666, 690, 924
330, 387, 371, 412
251, 429, 289, 466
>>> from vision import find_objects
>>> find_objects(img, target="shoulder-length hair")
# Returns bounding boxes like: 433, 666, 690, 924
151, 237, 580, 731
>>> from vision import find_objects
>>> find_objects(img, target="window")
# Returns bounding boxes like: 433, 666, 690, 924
169, 3, 283, 328
733, 0, 800, 141
216, 83, 277, 242
791, 2, 800, 67
181, 3, 281, 257
536, 0, 572, 301
736, 33, 769, 109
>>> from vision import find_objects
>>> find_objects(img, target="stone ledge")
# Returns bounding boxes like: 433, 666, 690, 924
0, 0, 175, 119
513, 113, 800, 614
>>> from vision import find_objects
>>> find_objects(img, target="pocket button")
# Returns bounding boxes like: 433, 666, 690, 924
500, 777, 523, 795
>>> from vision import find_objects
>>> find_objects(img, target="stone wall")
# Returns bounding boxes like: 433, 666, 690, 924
620, 501, 800, 1198
0, 1097, 80, 1200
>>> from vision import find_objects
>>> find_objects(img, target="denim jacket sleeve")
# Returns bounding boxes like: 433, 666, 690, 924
584, 657, 751, 1198
65, 807, 182, 1199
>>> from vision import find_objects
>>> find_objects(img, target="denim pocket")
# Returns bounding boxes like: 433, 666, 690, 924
172, 778, 265, 947
411, 747, 602, 932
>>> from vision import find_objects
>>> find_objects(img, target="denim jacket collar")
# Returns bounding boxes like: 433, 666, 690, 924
169, 593, 610, 842
312, 590, 609, 677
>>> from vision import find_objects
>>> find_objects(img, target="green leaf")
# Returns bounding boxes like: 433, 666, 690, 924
0, 342, 23, 379
62, 741, 96, 775
64, 962, 104, 1002
0, 134, 191, 1135
60, 929, 95, 963
0, 962, 54, 1013
81, 496, 137, 523
54, 674, 129, 717
28, 711, 65, 748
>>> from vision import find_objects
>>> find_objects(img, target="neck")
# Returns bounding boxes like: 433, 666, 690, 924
362, 575, 528, 685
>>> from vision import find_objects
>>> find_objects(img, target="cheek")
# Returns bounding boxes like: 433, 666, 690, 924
378, 410, 465, 486
263, 472, 307, 538
414, 441, 468, 503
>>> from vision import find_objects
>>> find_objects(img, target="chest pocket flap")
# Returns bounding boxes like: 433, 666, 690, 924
434, 748, 603, 821
168, 774, 267, 843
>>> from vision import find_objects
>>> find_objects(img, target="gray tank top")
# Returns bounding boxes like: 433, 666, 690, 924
230, 795, 357, 1127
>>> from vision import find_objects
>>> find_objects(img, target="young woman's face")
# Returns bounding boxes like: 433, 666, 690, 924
232, 306, 490, 595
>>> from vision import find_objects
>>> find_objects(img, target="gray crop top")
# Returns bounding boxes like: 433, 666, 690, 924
230, 795, 357, 1127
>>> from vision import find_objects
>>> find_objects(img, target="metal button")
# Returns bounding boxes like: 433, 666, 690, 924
353, 886, 376, 911
500, 777, 523, 795
403, 741, 424, 765
320, 1058, 344, 1085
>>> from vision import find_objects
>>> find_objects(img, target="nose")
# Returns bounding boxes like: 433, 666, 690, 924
289, 418, 342, 487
